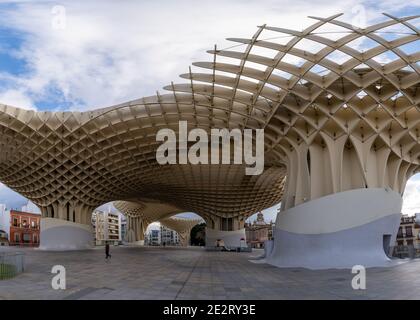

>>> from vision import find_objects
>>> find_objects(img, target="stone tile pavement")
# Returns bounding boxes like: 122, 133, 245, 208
1, 246, 420, 300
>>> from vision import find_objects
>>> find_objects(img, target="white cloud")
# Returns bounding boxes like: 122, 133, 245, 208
0, 0, 419, 210
0, 89, 35, 109
247, 203, 280, 223
0, 0, 417, 111
402, 174, 420, 216
0, 182, 28, 209
147, 222, 161, 232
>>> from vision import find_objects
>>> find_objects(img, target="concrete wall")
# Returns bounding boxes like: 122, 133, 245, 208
267, 188, 402, 269
39, 218, 93, 251
206, 227, 247, 248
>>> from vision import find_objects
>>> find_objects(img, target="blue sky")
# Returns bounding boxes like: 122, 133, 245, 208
0, 0, 417, 111
0, 0, 419, 220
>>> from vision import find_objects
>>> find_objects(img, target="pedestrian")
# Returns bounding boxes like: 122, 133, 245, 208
105, 241, 111, 259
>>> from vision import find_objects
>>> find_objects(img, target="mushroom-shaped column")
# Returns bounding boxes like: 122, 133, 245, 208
113, 200, 184, 245
248, 15, 420, 269
204, 215, 249, 249
114, 201, 150, 245
127, 216, 149, 243
0, 107, 118, 250
159, 217, 202, 246
166, 13, 419, 267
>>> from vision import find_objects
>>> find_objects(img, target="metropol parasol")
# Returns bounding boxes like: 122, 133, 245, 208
0, 13, 419, 269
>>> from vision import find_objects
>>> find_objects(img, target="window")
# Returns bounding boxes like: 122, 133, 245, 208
406, 226, 413, 237
13, 218, 18, 227
397, 227, 403, 238
14, 233, 20, 243
23, 234, 30, 243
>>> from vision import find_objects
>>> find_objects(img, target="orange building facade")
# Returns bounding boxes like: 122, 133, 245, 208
9, 210, 40, 246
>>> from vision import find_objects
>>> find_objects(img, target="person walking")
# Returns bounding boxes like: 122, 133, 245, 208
105, 242, 111, 259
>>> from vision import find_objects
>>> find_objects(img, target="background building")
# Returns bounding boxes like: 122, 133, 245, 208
120, 215, 127, 242
9, 210, 40, 246
146, 229, 160, 246
145, 225, 183, 246
245, 212, 274, 248
0, 229, 8, 246
92, 209, 122, 245
160, 225, 180, 246
0, 202, 41, 246
0, 204, 9, 240
393, 214, 420, 258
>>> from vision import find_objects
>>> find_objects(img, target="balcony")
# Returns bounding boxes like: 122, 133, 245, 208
397, 233, 414, 239
401, 217, 415, 224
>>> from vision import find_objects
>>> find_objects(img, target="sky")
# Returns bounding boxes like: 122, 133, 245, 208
0, 0, 419, 219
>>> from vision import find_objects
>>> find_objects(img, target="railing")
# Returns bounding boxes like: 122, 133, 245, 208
12, 224, 39, 230
392, 245, 420, 259
397, 233, 414, 238
0, 252, 25, 280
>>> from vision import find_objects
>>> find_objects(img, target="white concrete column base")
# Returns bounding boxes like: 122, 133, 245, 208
39, 218, 93, 251
267, 188, 402, 269
263, 240, 274, 258
205, 227, 247, 248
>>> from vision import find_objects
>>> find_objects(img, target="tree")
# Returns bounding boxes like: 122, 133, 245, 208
190, 223, 206, 246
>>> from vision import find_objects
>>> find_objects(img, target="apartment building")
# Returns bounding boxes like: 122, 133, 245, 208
393, 214, 420, 258
9, 210, 41, 246
92, 209, 122, 245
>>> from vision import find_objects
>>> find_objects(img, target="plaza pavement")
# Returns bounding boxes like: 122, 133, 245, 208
0, 245, 419, 300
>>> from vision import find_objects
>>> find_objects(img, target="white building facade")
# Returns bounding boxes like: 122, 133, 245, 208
92, 209, 122, 245
145, 225, 181, 246
0, 203, 10, 242
160, 225, 180, 246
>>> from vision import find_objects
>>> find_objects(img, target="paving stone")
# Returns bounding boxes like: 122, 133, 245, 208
1, 246, 420, 299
